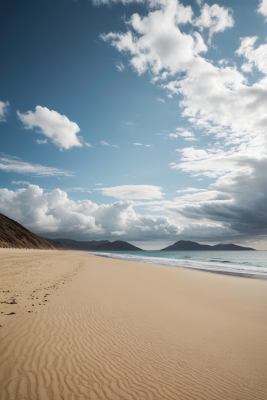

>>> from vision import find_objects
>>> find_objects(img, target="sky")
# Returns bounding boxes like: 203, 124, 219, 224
0, 0, 267, 250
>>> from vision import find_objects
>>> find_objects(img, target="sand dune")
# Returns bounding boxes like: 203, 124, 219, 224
0, 249, 267, 399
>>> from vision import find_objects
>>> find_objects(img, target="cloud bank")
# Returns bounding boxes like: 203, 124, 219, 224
0, 185, 180, 241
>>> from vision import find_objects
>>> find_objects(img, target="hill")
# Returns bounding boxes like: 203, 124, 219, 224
0, 213, 60, 250
161, 240, 255, 251
0, 213, 142, 251
51, 238, 110, 250
94, 240, 143, 251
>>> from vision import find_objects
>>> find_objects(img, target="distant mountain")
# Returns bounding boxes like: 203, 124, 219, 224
94, 240, 143, 251
0, 213, 60, 250
0, 213, 142, 252
161, 240, 255, 251
51, 238, 110, 251
212, 243, 255, 251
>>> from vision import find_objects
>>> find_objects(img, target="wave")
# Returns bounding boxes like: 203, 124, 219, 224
92, 252, 267, 277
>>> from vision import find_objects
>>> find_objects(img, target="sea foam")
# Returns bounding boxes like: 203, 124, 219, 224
93, 252, 267, 277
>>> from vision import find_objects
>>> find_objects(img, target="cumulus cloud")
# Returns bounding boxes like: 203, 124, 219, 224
99, 0, 267, 242
101, 0, 267, 151
101, 0, 204, 76
236, 36, 267, 74
0, 101, 10, 122
97, 185, 164, 199
17, 106, 83, 150
257, 0, 267, 20
0, 185, 181, 241
0, 153, 73, 176
157, 97, 165, 103
194, 3, 234, 43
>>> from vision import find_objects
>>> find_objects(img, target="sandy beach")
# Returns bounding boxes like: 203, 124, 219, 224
0, 249, 267, 400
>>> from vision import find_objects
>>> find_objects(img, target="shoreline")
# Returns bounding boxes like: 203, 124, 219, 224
93, 251, 267, 280
1, 249, 267, 399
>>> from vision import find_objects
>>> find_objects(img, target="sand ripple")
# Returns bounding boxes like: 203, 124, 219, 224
1, 250, 267, 399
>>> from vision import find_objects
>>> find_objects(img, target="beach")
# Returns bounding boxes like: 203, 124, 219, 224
0, 249, 267, 400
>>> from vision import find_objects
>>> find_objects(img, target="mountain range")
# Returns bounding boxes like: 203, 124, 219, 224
0, 213, 255, 251
161, 240, 255, 251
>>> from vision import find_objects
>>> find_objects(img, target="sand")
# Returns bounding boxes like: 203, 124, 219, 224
0, 249, 267, 400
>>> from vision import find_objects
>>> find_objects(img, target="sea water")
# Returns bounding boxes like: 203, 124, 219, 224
92, 250, 267, 277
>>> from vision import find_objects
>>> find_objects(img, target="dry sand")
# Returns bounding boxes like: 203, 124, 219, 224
0, 249, 267, 400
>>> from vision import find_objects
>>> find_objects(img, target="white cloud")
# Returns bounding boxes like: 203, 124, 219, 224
194, 3, 234, 43
100, 141, 118, 147
12, 181, 30, 185
101, 0, 204, 76
133, 143, 152, 146
101, 0, 266, 156
84, 142, 92, 147
0, 153, 72, 177
176, 187, 206, 193
95, 183, 103, 186
111, 230, 125, 235
157, 97, 165, 103
236, 36, 267, 74
97, 185, 164, 199
116, 61, 125, 71
257, 0, 267, 20
99, 0, 267, 241
17, 106, 83, 150
0, 185, 181, 241
0, 101, 10, 122
36, 139, 48, 145
169, 130, 197, 140
101, 0, 267, 150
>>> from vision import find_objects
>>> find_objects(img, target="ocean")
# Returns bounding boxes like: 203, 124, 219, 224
92, 250, 267, 277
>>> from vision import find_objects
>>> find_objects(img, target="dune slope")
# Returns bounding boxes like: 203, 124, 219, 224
0, 213, 60, 249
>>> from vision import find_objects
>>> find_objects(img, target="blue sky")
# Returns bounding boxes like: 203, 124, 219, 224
1, 0, 267, 249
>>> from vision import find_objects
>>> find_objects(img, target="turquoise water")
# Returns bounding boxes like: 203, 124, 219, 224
93, 250, 267, 277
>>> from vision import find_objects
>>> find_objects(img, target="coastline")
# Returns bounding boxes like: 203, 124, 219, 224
1, 249, 267, 399
93, 251, 267, 279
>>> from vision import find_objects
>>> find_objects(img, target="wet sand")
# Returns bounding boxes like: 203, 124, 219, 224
0, 248, 267, 399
